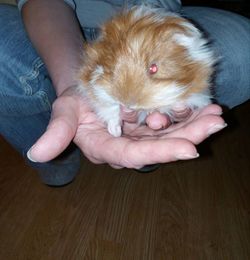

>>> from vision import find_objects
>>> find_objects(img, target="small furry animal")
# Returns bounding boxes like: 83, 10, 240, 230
78, 5, 215, 137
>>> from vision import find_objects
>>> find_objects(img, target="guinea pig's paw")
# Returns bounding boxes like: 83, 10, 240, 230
107, 121, 122, 137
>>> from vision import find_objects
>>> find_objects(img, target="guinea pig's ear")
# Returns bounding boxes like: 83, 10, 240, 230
158, 16, 189, 43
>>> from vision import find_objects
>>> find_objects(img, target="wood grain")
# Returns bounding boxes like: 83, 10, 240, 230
0, 101, 249, 260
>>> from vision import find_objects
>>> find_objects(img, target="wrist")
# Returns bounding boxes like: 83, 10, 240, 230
56, 84, 81, 99
54, 79, 80, 97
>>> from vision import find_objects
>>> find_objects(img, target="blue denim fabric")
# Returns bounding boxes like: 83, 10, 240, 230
0, 4, 80, 186
182, 7, 250, 108
0, 4, 249, 184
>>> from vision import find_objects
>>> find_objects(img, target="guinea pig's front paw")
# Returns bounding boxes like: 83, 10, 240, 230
107, 121, 122, 137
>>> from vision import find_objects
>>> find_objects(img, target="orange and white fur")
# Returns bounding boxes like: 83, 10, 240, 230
78, 5, 215, 137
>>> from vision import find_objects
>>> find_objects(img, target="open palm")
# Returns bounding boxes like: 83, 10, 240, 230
27, 87, 226, 169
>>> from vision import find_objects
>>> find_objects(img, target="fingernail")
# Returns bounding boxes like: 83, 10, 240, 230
176, 153, 200, 160
215, 110, 223, 115
151, 122, 164, 130
27, 147, 37, 162
207, 123, 227, 136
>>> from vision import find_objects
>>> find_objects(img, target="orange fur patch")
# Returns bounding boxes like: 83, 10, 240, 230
80, 8, 213, 109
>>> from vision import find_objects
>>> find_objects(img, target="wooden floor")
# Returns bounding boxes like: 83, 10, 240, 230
0, 101, 249, 260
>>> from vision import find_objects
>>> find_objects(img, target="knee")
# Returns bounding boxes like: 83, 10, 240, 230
214, 13, 250, 108
183, 7, 250, 108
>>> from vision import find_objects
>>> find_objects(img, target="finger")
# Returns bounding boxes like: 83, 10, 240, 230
124, 104, 224, 138
165, 114, 227, 145
172, 107, 192, 122
27, 97, 78, 162
146, 111, 172, 130
189, 104, 223, 122
145, 104, 222, 130
109, 164, 123, 169
199, 103, 223, 116
161, 104, 223, 134
113, 138, 198, 169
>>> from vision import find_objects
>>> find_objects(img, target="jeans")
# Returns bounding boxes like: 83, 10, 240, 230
182, 7, 250, 108
0, 4, 81, 185
0, 4, 249, 185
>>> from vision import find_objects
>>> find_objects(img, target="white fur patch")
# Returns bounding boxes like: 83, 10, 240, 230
185, 91, 212, 109
173, 22, 215, 66
90, 65, 104, 85
175, 35, 213, 64
135, 83, 187, 121
91, 84, 122, 137
153, 83, 187, 107
92, 84, 116, 105
88, 65, 123, 136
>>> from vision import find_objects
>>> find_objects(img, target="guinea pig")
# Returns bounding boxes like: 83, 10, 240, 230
78, 5, 215, 137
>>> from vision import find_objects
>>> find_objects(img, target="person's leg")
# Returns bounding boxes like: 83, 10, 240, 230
0, 4, 80, 186
182, 7, 250, 108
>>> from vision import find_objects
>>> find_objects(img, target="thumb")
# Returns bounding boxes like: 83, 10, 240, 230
27, 97, 79, 163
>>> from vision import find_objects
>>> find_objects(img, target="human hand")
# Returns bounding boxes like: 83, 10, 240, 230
120, 103, 193, 130
27, 86, 226, 169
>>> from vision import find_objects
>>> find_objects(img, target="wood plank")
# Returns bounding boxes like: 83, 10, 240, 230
0, 102, 249, 259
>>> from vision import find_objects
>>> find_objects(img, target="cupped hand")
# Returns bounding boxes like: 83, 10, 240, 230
27, 87, 226, 169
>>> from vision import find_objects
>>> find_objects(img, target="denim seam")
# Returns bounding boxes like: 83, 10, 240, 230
19, 57, 44, 96
18, 57, 53, 112
36, 90, 52, 112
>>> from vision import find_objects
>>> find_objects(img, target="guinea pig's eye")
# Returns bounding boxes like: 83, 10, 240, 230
149, 63, 158, 75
